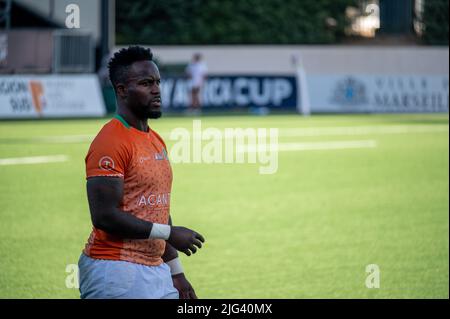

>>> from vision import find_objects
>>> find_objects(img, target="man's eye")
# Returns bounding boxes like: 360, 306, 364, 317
141, 80, 159, 86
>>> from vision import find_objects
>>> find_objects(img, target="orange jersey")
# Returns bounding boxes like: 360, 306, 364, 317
83, 114, 172, 266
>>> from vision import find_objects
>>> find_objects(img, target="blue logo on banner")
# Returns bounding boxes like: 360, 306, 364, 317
331, 77, 368, 106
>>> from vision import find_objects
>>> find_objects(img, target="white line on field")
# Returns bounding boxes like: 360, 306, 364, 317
160, 124, 448, 139
279, 140, 377, 151
0, 155, 69, 166
32, 135, 94, 143
237, 140, 377, 153
278, 125, 448, 137
4, 124, 447, 144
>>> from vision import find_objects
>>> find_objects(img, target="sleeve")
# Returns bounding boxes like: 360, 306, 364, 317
85, 133, 132, 179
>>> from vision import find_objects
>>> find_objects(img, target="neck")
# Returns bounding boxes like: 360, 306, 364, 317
117, 106, 149, 132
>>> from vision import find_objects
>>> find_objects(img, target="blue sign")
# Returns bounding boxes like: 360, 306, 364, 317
160, 75, 297, 110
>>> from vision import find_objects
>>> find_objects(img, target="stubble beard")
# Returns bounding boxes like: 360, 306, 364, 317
148, 110, 162, 119
130, 102, 162, 120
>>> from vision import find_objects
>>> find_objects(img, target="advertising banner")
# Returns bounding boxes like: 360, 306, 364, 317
0, 75, 106, 118
161, 75, 297, 110
307, 74, 449, 113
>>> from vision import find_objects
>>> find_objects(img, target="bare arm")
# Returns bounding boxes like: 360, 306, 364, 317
163, 216, 199, 299
86, 176, 205, 254
87, 176, 153, 239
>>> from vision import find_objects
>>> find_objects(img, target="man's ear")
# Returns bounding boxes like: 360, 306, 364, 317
116, 84, 127, 99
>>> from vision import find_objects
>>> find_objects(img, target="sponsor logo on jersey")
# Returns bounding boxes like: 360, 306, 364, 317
99, 156, 115, 170
138, 192, 171, 207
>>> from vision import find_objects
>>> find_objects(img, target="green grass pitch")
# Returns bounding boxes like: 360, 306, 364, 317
0, 113, 448, 298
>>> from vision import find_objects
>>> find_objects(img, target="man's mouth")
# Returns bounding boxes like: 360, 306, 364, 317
150, 98, 161, 107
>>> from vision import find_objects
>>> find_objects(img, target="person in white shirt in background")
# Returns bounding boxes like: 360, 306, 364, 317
185, 53, 208, 115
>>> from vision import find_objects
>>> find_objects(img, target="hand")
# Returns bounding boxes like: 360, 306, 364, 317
168, 226, 205, 256
172, 273, 197, 299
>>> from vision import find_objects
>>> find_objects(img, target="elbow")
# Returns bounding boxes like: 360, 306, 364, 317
91, 215, 105, 231
91, 210, 113, 232
91, 216, 104, 230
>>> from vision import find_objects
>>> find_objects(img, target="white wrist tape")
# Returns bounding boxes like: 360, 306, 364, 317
167, 257, 184, 276
149, 223, 171, 240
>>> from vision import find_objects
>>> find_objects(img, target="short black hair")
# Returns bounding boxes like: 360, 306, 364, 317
108, 46, 153, 88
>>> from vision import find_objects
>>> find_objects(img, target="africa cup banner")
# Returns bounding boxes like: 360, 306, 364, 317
160, 75, 297, 110
307, 74, 449, 113
0, 75, 106, 118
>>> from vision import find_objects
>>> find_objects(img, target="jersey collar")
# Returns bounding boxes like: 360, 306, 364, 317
114, 114, 131, 129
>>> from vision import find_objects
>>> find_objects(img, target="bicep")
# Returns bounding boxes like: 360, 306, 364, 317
86, 177, 124, 226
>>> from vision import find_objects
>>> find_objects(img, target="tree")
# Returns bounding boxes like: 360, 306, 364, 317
116, 0, 358, 44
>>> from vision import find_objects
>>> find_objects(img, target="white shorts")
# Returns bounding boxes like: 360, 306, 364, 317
78, 253, 179, 299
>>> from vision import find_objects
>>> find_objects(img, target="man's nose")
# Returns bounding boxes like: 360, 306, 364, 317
151, 85, 160, 95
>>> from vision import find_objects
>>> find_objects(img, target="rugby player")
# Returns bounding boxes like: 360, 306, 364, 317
78, 46, 205, 299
